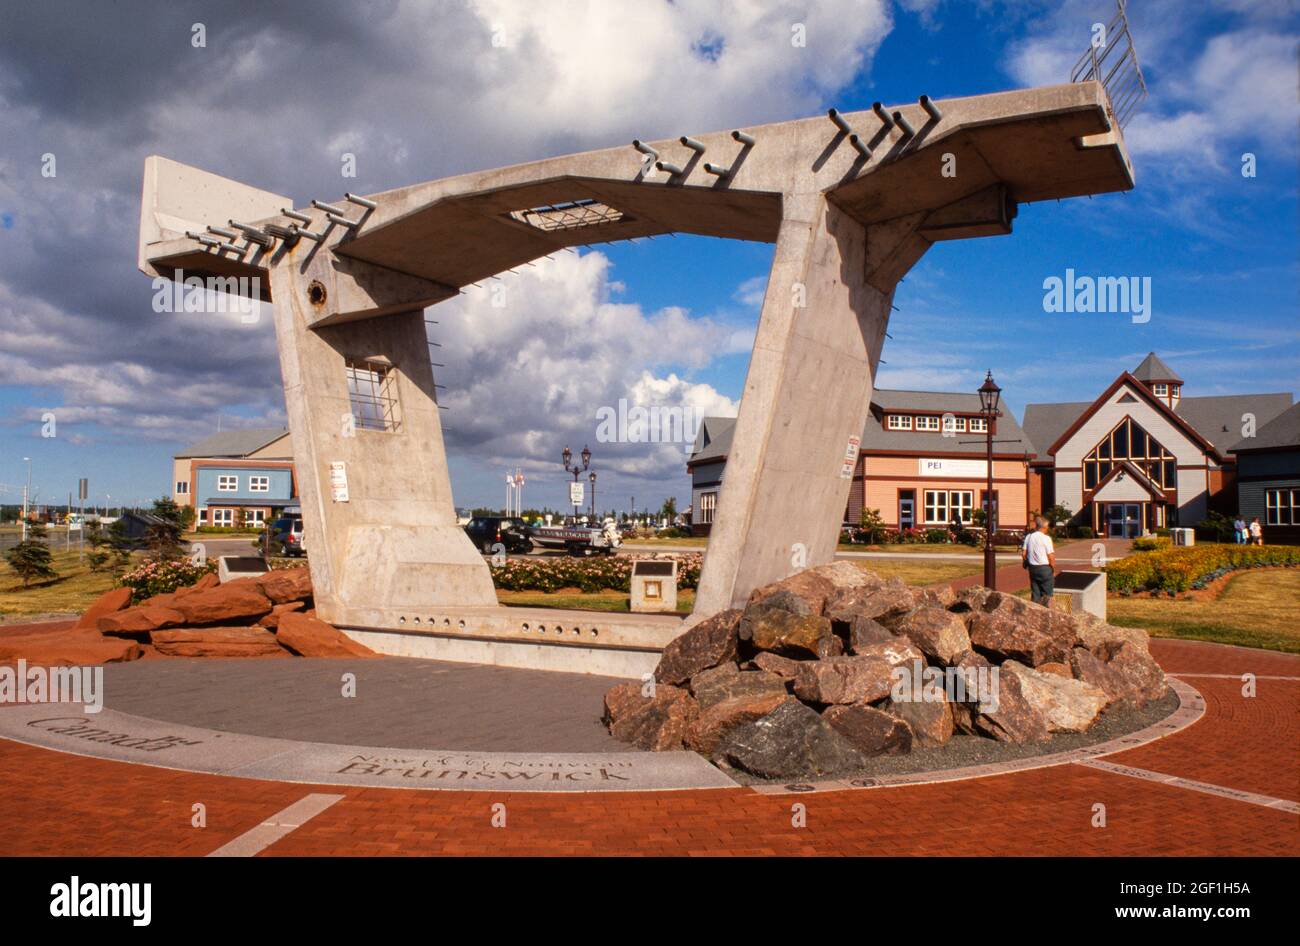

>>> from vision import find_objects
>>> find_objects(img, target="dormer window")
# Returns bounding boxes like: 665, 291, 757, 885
942, 416, 966, 433
886, 414, 912, 431
915, 415, 940, 431
1152, 383, 1168, 396
1170, 385, 1180, 400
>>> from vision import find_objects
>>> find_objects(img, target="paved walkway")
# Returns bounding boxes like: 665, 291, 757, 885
946, 538, 1131, 595
0, 638, 1294, 855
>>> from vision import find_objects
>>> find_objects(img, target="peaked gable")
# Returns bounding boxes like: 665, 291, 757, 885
1047, 372, 1218, 460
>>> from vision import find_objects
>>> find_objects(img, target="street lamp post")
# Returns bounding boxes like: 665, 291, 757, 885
978, 371, 1002, 590
562, 445, 591, 523
21, 457, 31, 542
589, 471, 597, 520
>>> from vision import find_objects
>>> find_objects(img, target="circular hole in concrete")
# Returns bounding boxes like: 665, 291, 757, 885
398, 616, 406, 625
590, 628, 598, 637
572, 627, 580, 635
522, 623, 530, 631
458, 620, 466, 629
307, 280, 327, 306
537, 625, 547, 633
413, 617, 421, 624
443, 619, 451, 627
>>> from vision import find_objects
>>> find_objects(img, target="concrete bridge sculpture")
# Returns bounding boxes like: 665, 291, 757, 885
138, 80, 1135, 675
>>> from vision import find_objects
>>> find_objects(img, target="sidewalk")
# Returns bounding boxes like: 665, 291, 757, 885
946, 538, 1132, 595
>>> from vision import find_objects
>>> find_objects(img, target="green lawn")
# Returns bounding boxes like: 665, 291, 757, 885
0, 549, 136, 618
1107, 569, 1300, 654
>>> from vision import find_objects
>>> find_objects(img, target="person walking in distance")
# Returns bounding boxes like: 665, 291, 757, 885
1233, 514, 1247, 545
1249, 516, 1264, 546
1021, 515, 1056, 604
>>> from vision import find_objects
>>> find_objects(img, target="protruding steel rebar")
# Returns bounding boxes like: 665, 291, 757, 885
872, 102, 894, 130
185, 231, 222, 248
919, 94, 942, 122
206, 226, 239, 240
849, 134, 872, 159
703, 162, 731, 178
632, 139, 658, 159
655, 161, 683, 175
295, 227, 325, 242
281, 208, 312, 224
892, 110, 915, 139
828, 108, 852, 135
216, 241, 244, 254
310, 199, 347, 217
344, 192, 377, 210
680, 135, 706, 153
325, 213, 359, 229
731, 129, 755, 146
228, 220, 274, 247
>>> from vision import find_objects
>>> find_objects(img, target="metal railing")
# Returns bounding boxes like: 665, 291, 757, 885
1071, 0, 1148, 129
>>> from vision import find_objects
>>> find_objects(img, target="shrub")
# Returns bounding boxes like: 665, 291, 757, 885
1105, 543, 1300, 593
923, 528, 950, 544
1130, 535, 1171, 552
488, 553, 702, 594
117, 558, 217, 599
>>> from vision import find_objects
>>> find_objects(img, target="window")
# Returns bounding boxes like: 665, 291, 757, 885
969, 417, 988, 433
198, 508, 207, 524
915, 415, 940, 431
886, 414, 912, 430
217, 475, 238, 492
212, 508, 233, 526
950, 491, 974, 524
1152, 383, 1168, 396
1266, 489, 1299, 526
699, 491, 717, 525
175, 481, 189, 495
1083, 417, 1177, 491
245, 509, 265, 527
346, 358, 401, 432
942, 416, 966, 433
924, 490, 948, 524
248, 475, 269, 492
1170, 385, 1181, 399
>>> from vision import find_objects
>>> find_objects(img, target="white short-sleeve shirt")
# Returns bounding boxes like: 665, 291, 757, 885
1023, 530, 1054, 566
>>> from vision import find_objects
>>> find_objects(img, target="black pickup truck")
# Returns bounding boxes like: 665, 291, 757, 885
463, 516, 533, 554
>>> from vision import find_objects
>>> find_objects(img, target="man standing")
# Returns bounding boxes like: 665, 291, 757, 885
1022, 515, 1056, 604
1233, 515, 1247, 545
1249, 517, 1263, 546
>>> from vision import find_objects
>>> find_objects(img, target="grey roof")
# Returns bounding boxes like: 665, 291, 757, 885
1132, 352, 1182, 383
1022, 390, 1294, 458
687, 389, 1036, 464
176, 428, 289, 459
688, 416, 736, 464
202, 496, 295, 506
1231, 401, 1300, 453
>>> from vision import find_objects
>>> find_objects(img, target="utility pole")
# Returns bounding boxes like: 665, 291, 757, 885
21, 457, 31, 542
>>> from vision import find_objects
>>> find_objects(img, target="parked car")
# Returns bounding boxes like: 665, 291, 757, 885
464, 516, 533, 554
269, 515, 306, 557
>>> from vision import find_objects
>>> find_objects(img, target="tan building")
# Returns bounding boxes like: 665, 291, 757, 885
172, 429, 296, 529
689, 388, 1037, 537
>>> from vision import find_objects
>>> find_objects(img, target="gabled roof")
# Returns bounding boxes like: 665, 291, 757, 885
1023, 385, 1293, 459
1132, 352, 1182, 384
687, 416, 736, 464
177, 428, 289, 459
1042, 373, 1217, 459
1091, 460, 1165, 501
687, 389, 1036, 465
1231, 401, 1300, 453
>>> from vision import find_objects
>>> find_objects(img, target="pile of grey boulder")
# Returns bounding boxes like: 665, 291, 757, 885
603, 562, 1168, 780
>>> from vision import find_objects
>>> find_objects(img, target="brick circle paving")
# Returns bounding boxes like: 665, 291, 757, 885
0, 639, 1296, 854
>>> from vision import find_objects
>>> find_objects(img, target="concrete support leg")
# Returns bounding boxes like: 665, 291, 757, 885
693, 197, 905, 614
267, 264, 496, 624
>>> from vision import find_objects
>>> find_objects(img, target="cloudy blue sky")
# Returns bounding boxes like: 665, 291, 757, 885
1, 0, 1296, 515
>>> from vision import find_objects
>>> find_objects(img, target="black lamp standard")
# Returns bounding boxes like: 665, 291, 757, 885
977, 371, 1002, 590
589, 471, 597, 520
562, 445, 590, 522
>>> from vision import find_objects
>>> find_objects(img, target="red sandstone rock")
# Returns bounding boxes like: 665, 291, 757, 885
171, 583, 273, 626
275, 612, 375, 658
738, 603, 834, 659
97, 606, 186, 638
72, 587, 133, 631
1002, 660, 1109, 732
254, 567, 313, 604
688, 664, 788, 710
825, 580, 916, 630
971, 665, 1051, 743
257, 600, 307, 630
751, 651, 806, 679
748, 570, 838, 616
150, 626, 288, 657
0, 624, 142, 665
895, 607, 971, 665
885, 696, 954, 746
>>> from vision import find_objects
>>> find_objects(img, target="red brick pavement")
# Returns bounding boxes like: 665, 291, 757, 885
0, 622, 1294, 857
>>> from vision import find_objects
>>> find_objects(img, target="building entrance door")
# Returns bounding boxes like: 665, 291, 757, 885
1106, 503, 1142, 538
899, 491, 915, 530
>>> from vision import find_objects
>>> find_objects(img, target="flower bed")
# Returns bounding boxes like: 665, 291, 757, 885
1105, 543, 1300, 593
117, 558, 217, 599
489, 554, 702, 594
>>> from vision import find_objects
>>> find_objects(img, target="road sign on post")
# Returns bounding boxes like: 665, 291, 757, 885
569, 482, 584, 507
